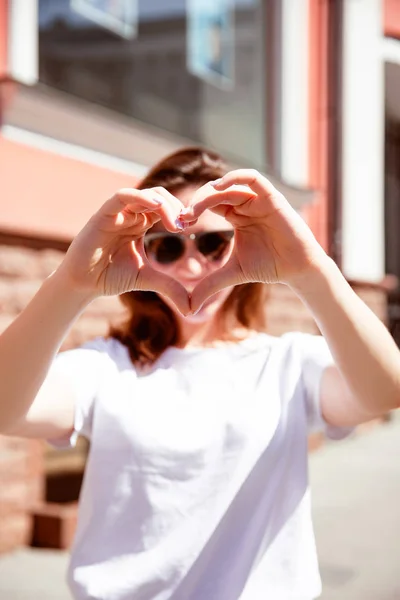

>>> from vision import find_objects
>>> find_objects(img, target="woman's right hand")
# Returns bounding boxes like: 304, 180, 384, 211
56, 187, 190, 314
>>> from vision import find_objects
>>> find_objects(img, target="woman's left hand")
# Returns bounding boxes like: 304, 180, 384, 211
178, 169, 329, 312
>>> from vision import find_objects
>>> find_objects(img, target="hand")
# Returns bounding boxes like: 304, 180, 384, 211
178, 169, 328, 313
57, 187, 191, 314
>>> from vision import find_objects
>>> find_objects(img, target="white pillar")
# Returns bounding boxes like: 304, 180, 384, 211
341, 0, 384, 281
8, 0, 38, 85
279, 0, 309, 188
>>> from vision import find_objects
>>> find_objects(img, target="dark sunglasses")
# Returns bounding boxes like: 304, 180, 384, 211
144, 230, 234, 265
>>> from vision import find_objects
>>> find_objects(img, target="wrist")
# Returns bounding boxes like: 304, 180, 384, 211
287, 255, 344, 301
47, 266, 99, 310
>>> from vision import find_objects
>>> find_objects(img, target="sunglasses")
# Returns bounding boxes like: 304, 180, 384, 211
144, 230, 234, 265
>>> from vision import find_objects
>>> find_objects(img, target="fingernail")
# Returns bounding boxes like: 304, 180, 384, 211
209, 178, 223, 187
152, 197, 164, 205
175, 218, 185, 230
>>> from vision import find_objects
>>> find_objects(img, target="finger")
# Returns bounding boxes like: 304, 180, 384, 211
137, 186, 195, 233
210, 169, 284, 205
190, 259, 243, 314
138, 189, 183, 232
114, 187, 183, 233
153, 187, 184, 211
149, 187, 187, 232
101, 188, 165, 217
136, 264, 191, 316
178, 185, 256, 222
107, 189, 165, 231
101, 188, 182, 233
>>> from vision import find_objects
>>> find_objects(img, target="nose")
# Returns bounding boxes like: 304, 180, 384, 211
178, 255, 205, 277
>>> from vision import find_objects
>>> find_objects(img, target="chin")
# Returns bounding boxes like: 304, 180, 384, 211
186, 289, 231, 321
161, 287, 233, 321
185, 303, 217, 322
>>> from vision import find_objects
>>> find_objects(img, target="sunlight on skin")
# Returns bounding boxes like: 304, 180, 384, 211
131, 241, 145, 269
89, 247, 104, 271
115, 212, 125, 226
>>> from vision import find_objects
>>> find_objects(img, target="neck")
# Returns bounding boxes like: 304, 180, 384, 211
174, 311, 252, 349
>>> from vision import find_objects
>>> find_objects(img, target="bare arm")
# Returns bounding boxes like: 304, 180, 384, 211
178, 171, 400, 425
292, 258, 400, 427
0, 187, 186, 439
0, 271, 95, 436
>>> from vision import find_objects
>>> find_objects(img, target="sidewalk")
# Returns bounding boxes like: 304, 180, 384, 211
0, 414, 399, 599
0, 547, 71, 600
311, 411, 400, 599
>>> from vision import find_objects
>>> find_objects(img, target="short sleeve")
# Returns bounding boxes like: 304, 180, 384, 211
47, 337, 114, 449
295, 333, 354, 440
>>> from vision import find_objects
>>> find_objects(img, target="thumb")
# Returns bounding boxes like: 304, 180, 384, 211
190, 261, 243, 314
136, 265, 191, 316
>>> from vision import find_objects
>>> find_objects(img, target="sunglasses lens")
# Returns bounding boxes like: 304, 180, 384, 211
197, 231, 233, 261
145, 231, 234, 264
145, 235, 184, 264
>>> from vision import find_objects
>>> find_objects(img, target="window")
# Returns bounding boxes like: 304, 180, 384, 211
38, 0, 267, 170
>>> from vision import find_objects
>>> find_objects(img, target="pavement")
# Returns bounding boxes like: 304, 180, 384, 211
310, 411, 400, 599
0, 413, 399, 600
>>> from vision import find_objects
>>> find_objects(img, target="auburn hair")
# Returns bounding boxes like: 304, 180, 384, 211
109, 146, 269, 366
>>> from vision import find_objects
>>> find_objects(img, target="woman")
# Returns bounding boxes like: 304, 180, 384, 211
0, 147, 399, 600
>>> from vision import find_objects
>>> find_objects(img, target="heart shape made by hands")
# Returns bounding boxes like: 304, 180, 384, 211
141, 219, 234, 315
140, 181, 256, 315
138, 169, 312, 314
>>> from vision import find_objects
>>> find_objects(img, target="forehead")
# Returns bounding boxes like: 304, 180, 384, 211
153, 185, 232, 233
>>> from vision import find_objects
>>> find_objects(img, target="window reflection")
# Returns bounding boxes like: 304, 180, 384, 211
38, 0, 265, 169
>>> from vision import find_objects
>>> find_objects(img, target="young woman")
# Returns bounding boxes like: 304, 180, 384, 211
0, 147, 399, 600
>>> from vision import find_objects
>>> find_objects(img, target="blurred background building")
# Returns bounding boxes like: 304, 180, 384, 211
0, 0, 399, 554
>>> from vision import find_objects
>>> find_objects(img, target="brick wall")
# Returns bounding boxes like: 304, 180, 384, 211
0, 242, 389, 553
0, 242, 124, 554
0, 437, 44, 553
267, 281, 388, 333
266, 283, 320, 335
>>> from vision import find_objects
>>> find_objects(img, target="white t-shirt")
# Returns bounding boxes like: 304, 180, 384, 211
51, 332, 352, 600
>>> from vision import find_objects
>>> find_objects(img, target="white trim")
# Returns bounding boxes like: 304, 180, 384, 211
1, 125, 148, 177
341, 0, 384, 282
8, 0, 38, 85
70, 0, 138, 40
381, 36, 400, 64
279, 0, 309, 188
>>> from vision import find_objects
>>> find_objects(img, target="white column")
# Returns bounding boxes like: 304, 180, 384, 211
279, 0, 309, 188
341, 0, 384, 281
8, 0, 38, 85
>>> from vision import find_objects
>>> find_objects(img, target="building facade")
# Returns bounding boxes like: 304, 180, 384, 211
0, 0, 397, 552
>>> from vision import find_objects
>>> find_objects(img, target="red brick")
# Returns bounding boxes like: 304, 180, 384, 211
0, 436, 45, 554
0, 247, 42, 279
0, 437, 44, 455
12, 279, 43, 311
31, 502, 78, 550
37, 249, 65, 278
0, 450, 28, 478
84, 295, 124, 318
0, 279, 17, 311
0, 511, 32, 553
0, 480, 31, 505
69, 316, 111, 346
